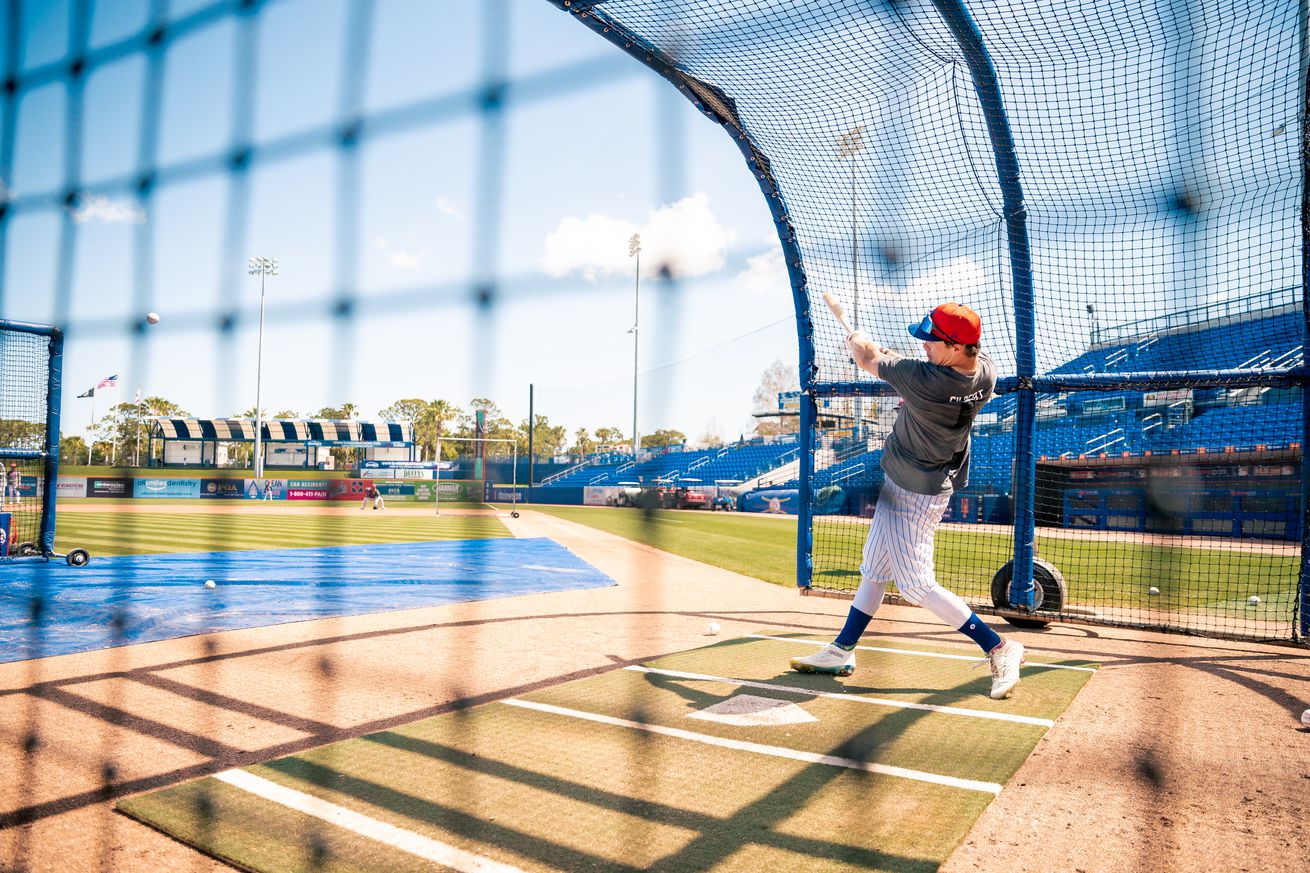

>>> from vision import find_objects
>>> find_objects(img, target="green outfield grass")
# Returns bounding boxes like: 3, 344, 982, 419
53, 510, 508, 555
118, 634, 1095, 873
56, 497, 495, 508
528, 506, 800, 584
526, 506, 1298, 616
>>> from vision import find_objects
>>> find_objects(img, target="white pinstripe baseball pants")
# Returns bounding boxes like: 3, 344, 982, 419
854, 476, 973, 629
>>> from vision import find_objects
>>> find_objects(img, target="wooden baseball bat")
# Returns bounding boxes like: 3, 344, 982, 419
821, 291, 856, 337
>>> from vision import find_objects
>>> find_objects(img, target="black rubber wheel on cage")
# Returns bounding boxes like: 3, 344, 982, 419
66, 548, 90, 567
17, 542, 38, 557
990, 557, 1067, 628
511, 511, 519, 518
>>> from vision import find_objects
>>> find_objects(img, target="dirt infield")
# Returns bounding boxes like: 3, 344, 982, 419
2, 508, 1307, 872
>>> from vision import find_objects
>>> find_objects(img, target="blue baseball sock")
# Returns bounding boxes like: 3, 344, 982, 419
834, 606, 873, 650
958, 612, 1002, 653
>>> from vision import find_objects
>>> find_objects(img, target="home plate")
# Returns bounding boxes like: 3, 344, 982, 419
687, 694, 817, 727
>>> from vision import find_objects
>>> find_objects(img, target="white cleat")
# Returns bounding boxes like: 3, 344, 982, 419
987, 639, 1025, 699
790, 643, 856, 677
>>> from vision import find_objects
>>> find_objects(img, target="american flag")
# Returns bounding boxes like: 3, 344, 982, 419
97, 373, 119, 389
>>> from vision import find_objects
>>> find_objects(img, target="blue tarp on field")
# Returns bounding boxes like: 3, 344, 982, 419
0, 537, 615, 663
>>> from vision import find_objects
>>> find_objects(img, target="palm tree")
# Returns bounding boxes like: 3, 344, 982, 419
572, 427, 595, 458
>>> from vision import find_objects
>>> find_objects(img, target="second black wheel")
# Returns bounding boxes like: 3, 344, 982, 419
990, 558, 1067, 628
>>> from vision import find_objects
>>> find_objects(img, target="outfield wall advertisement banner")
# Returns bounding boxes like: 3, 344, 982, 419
134, 479, 203, 499
87, 477, 132, 498
410, 481, 479, 502
583, 486, 613, 506
286, 480, 330, 500
199, 478, 246, 499
243, 479, 286, 499
360, 461, 440, 470
327, 479, 371, 501
486, 485, 525, 503
62, 475, 486, 503
377, 469, 437, 479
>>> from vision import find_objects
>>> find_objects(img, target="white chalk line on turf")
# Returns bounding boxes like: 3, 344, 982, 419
213, 769, 525, 873
625, 665, 1054, 727
501, 698, 1002, 795
747, 634, 1097, 672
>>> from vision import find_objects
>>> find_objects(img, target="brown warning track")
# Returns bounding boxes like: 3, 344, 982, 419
1, 506, 1307, 872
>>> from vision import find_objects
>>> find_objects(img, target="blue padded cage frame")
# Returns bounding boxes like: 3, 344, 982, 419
548, 0, 1310, 642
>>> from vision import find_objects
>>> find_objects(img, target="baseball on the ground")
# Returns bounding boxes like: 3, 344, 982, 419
1302, 708, 1310, 728
707, 621, 720, 635
146, 312, 160, 324
204, 580, 216, 589
1148, 586, 1160, 595
1248, 595, 1261, 606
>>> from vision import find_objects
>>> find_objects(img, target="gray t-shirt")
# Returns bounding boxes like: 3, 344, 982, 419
877, 351, 996, 495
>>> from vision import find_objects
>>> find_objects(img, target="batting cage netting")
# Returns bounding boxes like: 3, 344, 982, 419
554, 0, 1309, 643
0, 2, 1306, 872
0, 320, 63, 561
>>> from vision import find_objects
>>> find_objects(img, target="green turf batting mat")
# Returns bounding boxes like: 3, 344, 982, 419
118, 634, 1096, 872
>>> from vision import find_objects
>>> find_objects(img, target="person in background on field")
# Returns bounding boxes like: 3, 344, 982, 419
6, 463, 19, 507
361, 482, 384, 511
263, 479, 274, 501
789, 302, 1026, 700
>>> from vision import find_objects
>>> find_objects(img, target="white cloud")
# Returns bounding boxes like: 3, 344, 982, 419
375, 236, 425, 269
71, 194, 144, 224
436, 196, 466, 221
542, 193, 736, 281
736, 247, 789, 295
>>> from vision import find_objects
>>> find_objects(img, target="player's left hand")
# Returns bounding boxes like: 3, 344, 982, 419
847, 332, 878, 361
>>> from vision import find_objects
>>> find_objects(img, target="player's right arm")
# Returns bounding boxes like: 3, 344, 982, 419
846, 331, 899, 380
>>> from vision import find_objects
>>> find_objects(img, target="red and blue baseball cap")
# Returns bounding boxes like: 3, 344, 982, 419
909, 302, 981, 345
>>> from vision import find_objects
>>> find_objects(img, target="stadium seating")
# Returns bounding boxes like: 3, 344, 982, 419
1052, 311, 1302, 377
537, 441, 801, 488
542, 310, 1301, 501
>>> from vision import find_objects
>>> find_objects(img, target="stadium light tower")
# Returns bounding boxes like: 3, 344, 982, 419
628, 233, 641, 461
836, 124, 866, 440
247, 256, 278, 479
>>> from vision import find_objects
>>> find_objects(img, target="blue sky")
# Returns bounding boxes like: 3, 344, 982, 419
3, 0, 798, 445
3, 0, 1302, 446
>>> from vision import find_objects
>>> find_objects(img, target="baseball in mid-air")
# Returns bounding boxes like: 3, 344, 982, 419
204, 579, 216, 589
1148, 586, 1160, 596
1248, 595, 1261, 606
707, 621, 720, 635
1301, 708, 1310, 728
146, 312, 160, 324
